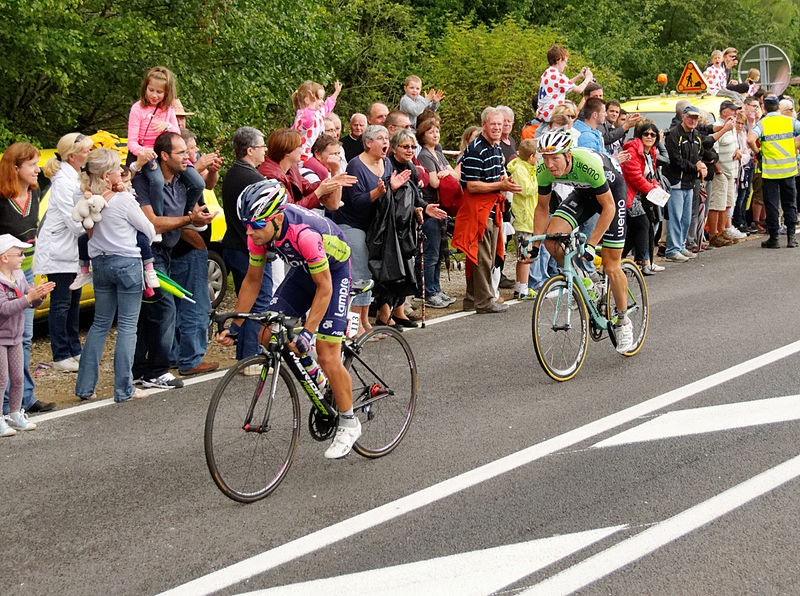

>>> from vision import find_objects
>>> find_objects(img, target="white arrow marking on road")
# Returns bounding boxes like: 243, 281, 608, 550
592, 394, 800, 448
161, 339, 800, 596
239, 525, 626, 596
519, 452, 800, 595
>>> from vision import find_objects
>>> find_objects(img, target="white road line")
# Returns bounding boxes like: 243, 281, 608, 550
593, 394, 800, 448
31, 368, 229, 422
159, 339, 800, 596
519, 452, 800, 596
241, 525, 626, 595
34, 301, 516, 422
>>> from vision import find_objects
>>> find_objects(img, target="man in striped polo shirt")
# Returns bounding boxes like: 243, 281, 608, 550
453, 106, 522, 313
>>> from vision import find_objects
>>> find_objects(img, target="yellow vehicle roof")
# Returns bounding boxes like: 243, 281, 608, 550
620, 94, 728, 130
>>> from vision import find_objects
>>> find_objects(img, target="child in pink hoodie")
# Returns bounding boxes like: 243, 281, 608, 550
0, 235, 54, 436
292, 80, 342, 165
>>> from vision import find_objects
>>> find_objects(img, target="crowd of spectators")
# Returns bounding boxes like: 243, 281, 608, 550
2, 46, 799, 429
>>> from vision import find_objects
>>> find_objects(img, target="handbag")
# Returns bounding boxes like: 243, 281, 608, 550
437, 174, 463, 217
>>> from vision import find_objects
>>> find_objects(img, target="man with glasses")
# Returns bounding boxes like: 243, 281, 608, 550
219, 126, 277, 364
722, 48, 750, 95
132, 131, 218, 389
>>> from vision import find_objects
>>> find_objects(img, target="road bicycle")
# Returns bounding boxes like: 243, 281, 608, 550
204, 281, 417, 503
530, 229, 649, 382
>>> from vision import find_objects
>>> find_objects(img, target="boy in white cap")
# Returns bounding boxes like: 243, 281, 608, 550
0, 234, 55, 436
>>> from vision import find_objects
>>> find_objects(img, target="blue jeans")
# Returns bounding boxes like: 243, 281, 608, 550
46, 272, 82, 362
418, 217, 442, 297
578, 213, 599, 275
4, 268, 35, 414
170, 248, 211, 371
133, 245, 176, 380
75, 255, 143, 402
528, 243, 559, 291
142, 162, 205, 217
666, 188, 693, 257
222, 248, 274, 360
339, 224, 371, 306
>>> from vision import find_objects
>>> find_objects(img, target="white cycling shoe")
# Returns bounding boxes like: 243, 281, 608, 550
324, 418, 362, 459
615, 320, 634, 354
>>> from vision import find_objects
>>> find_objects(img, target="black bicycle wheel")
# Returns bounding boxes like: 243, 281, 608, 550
345, 326, 417, 458
204, 355, 300, 503
531, 275, 589, 382
607, 260, 649, 356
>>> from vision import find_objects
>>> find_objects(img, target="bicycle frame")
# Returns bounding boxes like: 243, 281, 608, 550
530, 230, 611, 331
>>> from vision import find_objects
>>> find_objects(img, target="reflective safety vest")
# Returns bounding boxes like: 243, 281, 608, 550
760, 115, 798, 179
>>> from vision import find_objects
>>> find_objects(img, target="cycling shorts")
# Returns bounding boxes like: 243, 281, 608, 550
269, 260, 352, 343
552, 172, 628, 249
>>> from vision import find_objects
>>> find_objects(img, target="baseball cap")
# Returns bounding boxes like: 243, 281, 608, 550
683, 105, 700, 117
719, 100, 742, 112
763, 96, 780, 109
0, 234, 31, 255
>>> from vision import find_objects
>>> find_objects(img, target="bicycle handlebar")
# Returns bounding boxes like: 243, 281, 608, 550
209, 310, 301, 342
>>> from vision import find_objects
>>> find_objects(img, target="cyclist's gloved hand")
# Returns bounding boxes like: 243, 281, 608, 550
582, 243, 596, 262
294, 328, 314, 355
226, 322, 241, 338
528, 243, 539, 261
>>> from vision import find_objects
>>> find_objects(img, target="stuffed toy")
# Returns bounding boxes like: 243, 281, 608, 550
72, 193, 108, 230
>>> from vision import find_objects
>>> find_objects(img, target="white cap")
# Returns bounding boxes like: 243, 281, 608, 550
0, 234, 31, 255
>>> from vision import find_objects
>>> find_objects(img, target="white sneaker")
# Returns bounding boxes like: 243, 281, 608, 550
241, 364, 264, 376
144, 269, 160, 288
727, 226, 746, 239
650, 263, 665, 272
324, 418, 362, 459
53, 357, 79, 372
69, 272, 93, 291
7, 410, 37, 431
665, 252, 689, 262
0, 418, 16, 437
615, 320, 634, 354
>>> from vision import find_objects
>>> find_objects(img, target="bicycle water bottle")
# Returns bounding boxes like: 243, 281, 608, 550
582, 277, 598, 302
299, 353, 327, 390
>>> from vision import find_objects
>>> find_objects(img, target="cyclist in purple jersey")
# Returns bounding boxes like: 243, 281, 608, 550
217, 180, 362, 459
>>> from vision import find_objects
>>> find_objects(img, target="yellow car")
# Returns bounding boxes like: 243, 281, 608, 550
620, 93, 728, 132
33, 131, 229, 318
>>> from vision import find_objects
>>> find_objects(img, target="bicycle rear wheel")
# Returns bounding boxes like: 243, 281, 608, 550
532, 275, 589, 381
608, 259, 649, 356
204, 355, 300, 503
345, 326, 417, 458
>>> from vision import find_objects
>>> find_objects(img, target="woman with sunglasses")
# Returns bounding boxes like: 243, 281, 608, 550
34, 133, 94, 372
621, 120, 665, 275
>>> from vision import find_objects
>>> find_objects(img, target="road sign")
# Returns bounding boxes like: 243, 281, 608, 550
676, 61, 708, 93
738, 43, 792, 95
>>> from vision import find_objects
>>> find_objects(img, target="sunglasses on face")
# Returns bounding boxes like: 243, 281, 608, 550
397, 144, 416, 150
244, 217, 269, 230
642, 132, 658, 138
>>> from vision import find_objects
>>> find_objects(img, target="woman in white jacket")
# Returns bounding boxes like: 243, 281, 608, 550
34, 132, 93, 372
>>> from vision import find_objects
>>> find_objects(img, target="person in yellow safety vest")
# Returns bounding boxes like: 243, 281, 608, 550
747, 96, 800, 248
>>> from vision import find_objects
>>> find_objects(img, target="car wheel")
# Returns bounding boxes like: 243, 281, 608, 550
208, 249, 227, 308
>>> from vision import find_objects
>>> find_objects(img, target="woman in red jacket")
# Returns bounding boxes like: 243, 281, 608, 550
258, 128, 348, 210
621, 120, 664, 275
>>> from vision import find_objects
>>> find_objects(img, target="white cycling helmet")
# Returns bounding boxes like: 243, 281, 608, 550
538, 129, 573, 155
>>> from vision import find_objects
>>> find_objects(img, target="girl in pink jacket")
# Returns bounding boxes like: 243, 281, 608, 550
291, 80, 342, 165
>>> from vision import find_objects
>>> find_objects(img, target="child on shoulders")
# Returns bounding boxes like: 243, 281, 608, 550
398, 75, 444, 130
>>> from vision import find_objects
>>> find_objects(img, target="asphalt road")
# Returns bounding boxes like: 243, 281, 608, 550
5, 238, 800, 595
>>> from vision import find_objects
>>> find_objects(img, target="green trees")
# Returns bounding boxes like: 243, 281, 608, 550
1, 0, 797, 150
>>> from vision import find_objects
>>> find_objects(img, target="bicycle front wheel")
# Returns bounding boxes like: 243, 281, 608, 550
204, 355, 300, 503
532, 275, 589, 382
608, 259, 649, 356
346, 326, 417, 458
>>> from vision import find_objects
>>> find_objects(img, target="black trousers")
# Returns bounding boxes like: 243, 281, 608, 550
762, 176, 798, 234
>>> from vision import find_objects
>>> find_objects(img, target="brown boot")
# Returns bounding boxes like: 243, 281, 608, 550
721, 230, 740, 244
709, 234, 730, 247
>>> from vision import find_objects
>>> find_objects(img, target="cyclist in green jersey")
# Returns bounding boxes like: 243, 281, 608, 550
531, 130, 634, 353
